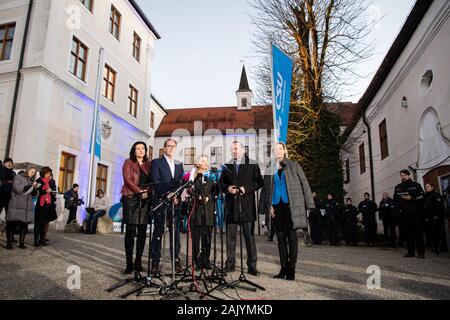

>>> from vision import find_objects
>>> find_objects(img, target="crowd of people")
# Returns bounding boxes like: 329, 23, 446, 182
274, 170, 449, 259
1, 141, 449, 280
0, 158, 111, 249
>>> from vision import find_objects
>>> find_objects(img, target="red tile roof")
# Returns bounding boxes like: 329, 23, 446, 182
155, 103, 359, 137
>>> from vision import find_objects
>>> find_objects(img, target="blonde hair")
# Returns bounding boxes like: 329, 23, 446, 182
273, 142, 289, 159
195, 155, 209, 169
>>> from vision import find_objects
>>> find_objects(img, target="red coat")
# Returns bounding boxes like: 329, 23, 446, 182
121, 159, 151, 197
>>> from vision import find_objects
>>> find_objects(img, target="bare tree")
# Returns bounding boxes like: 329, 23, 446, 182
250, 0, 378, 160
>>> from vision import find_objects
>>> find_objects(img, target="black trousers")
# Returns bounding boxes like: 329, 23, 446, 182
309, 212, 322, 244
34, 205, 48, 242
124, 224, 147, 268
430, 218, 448, 253
67, 207, 77, 225
0, 197, 10, 216
402, 212, 425, 256
328, 216, 339, 245
388, 218, 401, 247
363, 218, 377, 245
382, 217, 390, 240
269, 217, 276, 238
344, 221, 358, 245
226, 221, 257, 270
192, 225, 212, 267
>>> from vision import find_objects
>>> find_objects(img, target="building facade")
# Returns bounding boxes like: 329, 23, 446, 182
342, 0, 450, 235
0, 0, 165, 226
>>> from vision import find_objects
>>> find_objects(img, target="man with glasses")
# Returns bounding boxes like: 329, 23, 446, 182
150, 139, 185, 274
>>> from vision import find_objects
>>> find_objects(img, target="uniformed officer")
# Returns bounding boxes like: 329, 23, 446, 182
323, 193, 339, 245
309, 192, 323, 245
379, 192, 393, 242
424, 183, 448, 254
358, 193, 378, 247
393, 169, 426, 259
343, 198, 358, 246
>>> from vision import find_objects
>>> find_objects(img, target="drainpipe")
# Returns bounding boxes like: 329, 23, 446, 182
362, 110, 376, 203
4, 0, 33, 159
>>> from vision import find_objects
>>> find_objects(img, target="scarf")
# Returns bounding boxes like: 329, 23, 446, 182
39, 177, 52, 207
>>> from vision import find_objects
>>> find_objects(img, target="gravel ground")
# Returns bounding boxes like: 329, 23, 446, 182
0, 230, 449, 300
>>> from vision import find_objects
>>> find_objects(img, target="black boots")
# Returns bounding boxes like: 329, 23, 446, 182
286, 268, 296, 281
6, 228, 14, 250
19, 229, 27, 249
274, 267, 287, 279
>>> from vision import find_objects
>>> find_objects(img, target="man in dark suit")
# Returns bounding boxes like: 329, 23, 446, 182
219, 141, 263, 276
150, 139, 185, 274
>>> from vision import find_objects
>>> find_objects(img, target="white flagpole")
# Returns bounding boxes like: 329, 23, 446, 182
87, 48, 104, 207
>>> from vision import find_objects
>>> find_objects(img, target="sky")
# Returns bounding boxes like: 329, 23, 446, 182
137, 0, 416, 109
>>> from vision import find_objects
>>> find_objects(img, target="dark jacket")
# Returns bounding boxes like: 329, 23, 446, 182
191, 175, 215, 227
393, 179, 425, 214
220, 156, 263, 223
424, 191, 446, 221
323, 199, 339, 221
6, 173, 37, 223
379, 197, 393, 221
121, 159, 151, 197
150, 157, 184, 197
343, 204, 358, 225
0, 166, 16, 198
259, 159, 314, 229
358, 200, 378, 223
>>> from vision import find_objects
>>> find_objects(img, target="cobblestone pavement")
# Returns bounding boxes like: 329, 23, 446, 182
0, 230, 449, 300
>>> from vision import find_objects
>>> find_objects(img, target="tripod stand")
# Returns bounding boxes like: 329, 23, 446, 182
107, 193, 164, 299
228, 191, 265, 292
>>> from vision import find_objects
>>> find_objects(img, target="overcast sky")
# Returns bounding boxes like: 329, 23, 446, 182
137, 0, 416, 109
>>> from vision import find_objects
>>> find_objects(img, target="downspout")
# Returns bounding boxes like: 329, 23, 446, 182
4, 0, 33, 159
362, 110, 376, 203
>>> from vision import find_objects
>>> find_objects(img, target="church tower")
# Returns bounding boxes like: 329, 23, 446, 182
236, 65, 253, 111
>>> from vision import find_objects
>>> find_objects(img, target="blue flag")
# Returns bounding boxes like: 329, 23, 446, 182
89, 107, 101, 160
272, 44, 294, 144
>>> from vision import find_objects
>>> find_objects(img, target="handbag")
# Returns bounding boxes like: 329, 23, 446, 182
64, 220, 81, 233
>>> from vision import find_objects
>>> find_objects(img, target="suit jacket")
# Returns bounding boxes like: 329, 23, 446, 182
151, 157, 184, 197
219, 156, 263, 223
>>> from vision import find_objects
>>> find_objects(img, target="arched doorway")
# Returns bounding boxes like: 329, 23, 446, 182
423, 166, 450, 193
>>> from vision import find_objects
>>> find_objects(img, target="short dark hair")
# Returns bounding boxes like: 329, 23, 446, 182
96, 189, 104, 197
425, 183, 434, 189
346, 198, 352, 203
73, 184, 79, 189
164, 139, 177, 148
364, 192, 370, 198
39, 167, 52, 178
231, 141, 244, 148
129, 141, 149, 163
3, 158, 13, 164
400, 169, 411, 176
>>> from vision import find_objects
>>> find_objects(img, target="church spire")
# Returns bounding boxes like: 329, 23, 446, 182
236, 65, 253, 110
237, 65, 251, 92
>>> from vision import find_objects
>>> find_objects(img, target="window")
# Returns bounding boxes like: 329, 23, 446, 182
0, 23, 16, 61
79, 0, 93, 12
159, 149, 164, 158
185, 148, 196, 165
359, 143, 366, 175
150, 111, 155, 129
379, 119, 389, 160
133, 32, 141, 62
69, 37, 88, 81
128, 84, 138, 117
148, 146, 153, 161
103, 64, 116, 102
266, 140, 272, 158
96, 164, 108, 194
244, 146, 250, 158
58, 152, 76, 193
109, 5, 121, 40
242, 98, 247, 108
210, 147, 222, 164
345, 159, 350, 184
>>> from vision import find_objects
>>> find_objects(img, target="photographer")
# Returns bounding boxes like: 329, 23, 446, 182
64, 184, 82, 225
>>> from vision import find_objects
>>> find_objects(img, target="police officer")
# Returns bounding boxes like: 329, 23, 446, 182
393, 169, 426, 259
358, 193, 378, 247
343, 198, 358, 246
379, 192, 393, 242
323, 193, 339, 245
424, 183, 448, 254
309, 192, 323, 245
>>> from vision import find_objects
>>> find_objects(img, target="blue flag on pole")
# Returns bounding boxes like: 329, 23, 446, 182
89, 107, 101, 160
271, 44, 294, 144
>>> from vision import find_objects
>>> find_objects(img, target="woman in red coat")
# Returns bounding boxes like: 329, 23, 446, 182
121, 142, 152, 274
